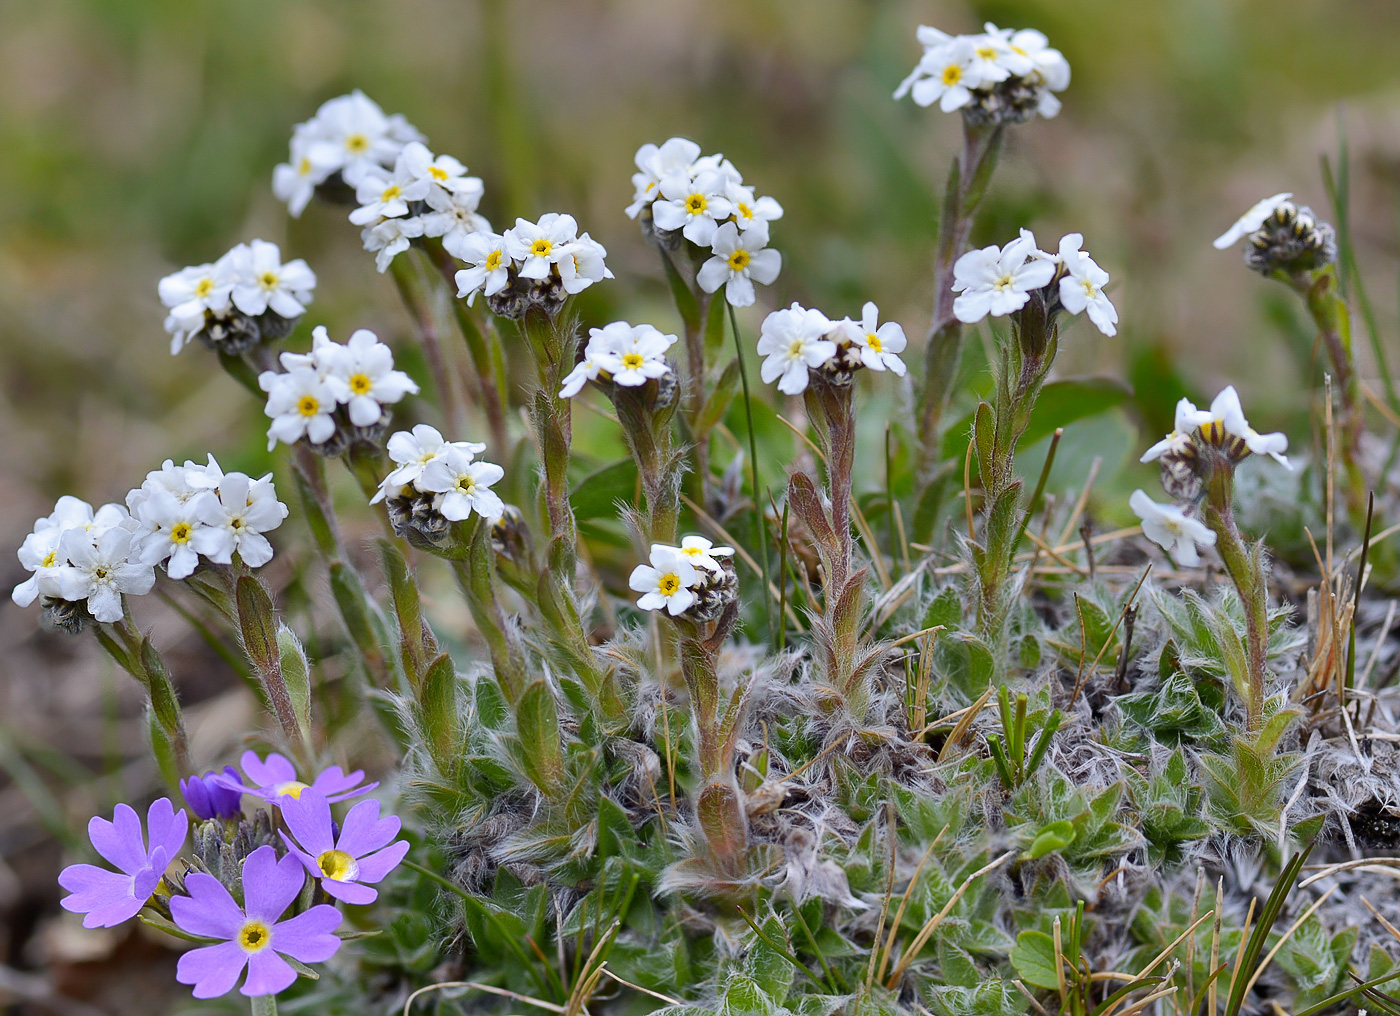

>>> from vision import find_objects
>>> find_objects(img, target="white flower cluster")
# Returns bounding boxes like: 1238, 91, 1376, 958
449, 213, 612, 307
158, 240, 316, 354
951, 229, 1118, 336
273, 90, 425, 217
11, 458, 288, 623
894, 23, 1069, 120
629, 537, 734, 616
351, 141, 490, 273
625, 138, 783, 308
757, 301, 908, 396
1132, 386, 1290, 566
369, 425, 504, 522
257, 326, 419, 452
559, 322, 678, 398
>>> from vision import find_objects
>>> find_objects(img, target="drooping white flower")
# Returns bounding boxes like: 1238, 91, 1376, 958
259, 366, 338, 450
418, 448, 505, 522
757, 303, 837, 396
844, 302, 908, 375
317, 327, 420, 427
1201, 386, 1292, 468
626, 137, 702, 219
505, 214, 581, 280
420, 187, 491, 248
54, 527, 155, 623
1212, 192, 1294, 250
227, 240, 317, 319
1056, 233, 1118, 337
697, 221, 782, 308
133, 486, 222, 581
1129, 490, 1216, 568
951, 231, 1057, 323
628, 545, 700, 616
1140, 398, 1212, 463
272, 129, 337, 218
557, 233, 613, 295
651, 171, 733, 246
677, 536, 734, 573
360, 216, 425, 273
197, 471, 288, 568
349, 160, 431, 226
448, 230, 511, 305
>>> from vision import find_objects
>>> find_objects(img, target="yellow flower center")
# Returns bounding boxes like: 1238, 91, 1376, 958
621, 352, 645, 370
1164, 518, 1184, 536
1200, 419, 1226, 445
238, 920, 273, 953
428, 165, 449, 181
992, 273, 1014, 292
659, 573, 681, 596
1011, 44, 1028, 56
345, 133, 369, 154
170, 522, 192, 544
942, 64, 962, 86
259, 271, 279, 290
94, 567, 109, 579
682, 546, 703, 558
297, 156, 312, 175
194, 278, 215, 298
380, 184, 402, 202
456, 474, 477, 495
738, 202, 754, 221
349, 373, 373, 395
530, 238, 552, 257
867, 332, 882, 352
485, 250, 504, 271
788, 339, 806, 357
41, 551, 58, 568
1081, 278, 1097, 297
976, 45, 997, 60
685, 193, 707, 214
317, 849, 357, 882
274, 781, 307, 799
297, 395, 320, 417
728, 249, 750, 271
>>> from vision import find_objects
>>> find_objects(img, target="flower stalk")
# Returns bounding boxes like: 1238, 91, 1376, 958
91, 611, 190, 790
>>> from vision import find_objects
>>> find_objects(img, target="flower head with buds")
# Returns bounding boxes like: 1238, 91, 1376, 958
1197, 386, 1291, 468
757, 303, 837, 395
1213, 193, 1294, 251
419, 447, 506, 522
181, 769, 245, 822
626, 137, 702, 219
952, 232, 1057, 323
160, 240, 315, 355
896, 23, 1069, 123
629, 544, 701, 616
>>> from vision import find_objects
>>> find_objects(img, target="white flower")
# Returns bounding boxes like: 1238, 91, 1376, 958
895, 37, 982, 111
360, 216, 425, 273
318, 327, 420, 427
418, 448, 505, 522
726, 181, 784, 233
449, 230, 511, 305
698, 221, 782, 308
629, 545, 700, 616
397, 141, 481, 199
1202, 386, 1292, 468
594, 323, 674, 387
951, 231, 1057, 323
1129, 490, 1216, 568
677, 536, 734, 573
303, 90, 415, 188
559, 352, 605, 399
54, 527, 155, 623
272, 128, 337, 217
1010, 29, 1070, 116
259, 366, 338, 450
158, 259, 235, 353
979, 23, 1035, 77
506, 214, 580, 280
651, 171, 734, 246
132, 486, 222, 581
845, 302, 908, 375
227, 240, 317, 318
1212, 192, 1293, 250
964, 29, 1015, 84
557, 233, 613, 295
372, 425, 486, 502
12, 525, 70, 607
197, 471, 288, 568
420, 187, 491, 247
1140, 398, 1212, 463
349, 160, 431, 226
757, 303, 837, 396
626, 137, 701, 219
1056, 233, 1117, 337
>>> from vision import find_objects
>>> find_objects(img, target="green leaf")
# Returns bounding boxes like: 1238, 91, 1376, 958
276, 624, 312, 734
1025, 819, 1077, 860
1009, 929, 1061, 990
571, 458, 639, 521
515, 680, 565, 799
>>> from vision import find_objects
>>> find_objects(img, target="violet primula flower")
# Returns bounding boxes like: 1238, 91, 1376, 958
279, 790, 410, 904
217, 750, 376, 805
180, 768, 245, 821
171, 845, 341, 999
58, 798, 187, 928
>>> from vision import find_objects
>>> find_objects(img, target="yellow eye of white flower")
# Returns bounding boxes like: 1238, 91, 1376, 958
685, 193, 707, 214
170, 523, 192, 544
345, 133, 369, 154
194, 278, 215, 298
238, 921, 273, 953
659, 573, 681, 595
788, 339, 805, 357
41, 551, 58, 568
993, 274, 1014, 292
298, 395, 321, 417
259, 271, 280, 290
977, 46, 997, 60
381, 184, 402, 202
942, 64, 962, 86
530, 239, 552, 257
297, 156, 312, 176
1081, 279, 1097, 296
738, 202, 754, 220
456, 474, 477, 494
728, 249, 750, 271
622, 352, 645, 370
428, 166, 449, 181
349, 373, 373, 395
485, 250, 504, 271
867, 332, 882, 352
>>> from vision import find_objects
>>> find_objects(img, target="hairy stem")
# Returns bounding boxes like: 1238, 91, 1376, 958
1297, 267, 1366, 521
448, 519, 528, 705
1202, 461, 1267, 729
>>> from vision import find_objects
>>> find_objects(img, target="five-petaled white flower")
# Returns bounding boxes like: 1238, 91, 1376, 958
418, 448, 505, 522
1200, 386, 1292, 468
844, 302, 908, 375
629, 545, 700, 616
318, 328, 420, 427
303, 90, 417, 189
1213, 192, 1293, 250
397, 141, 481, 199
449, 231, 512, 304
1130, 490, 1216, 568
259, 366, 338, 450
757, 304, 837, 396
726, 182, 785, 234
1056, 233, 1118, 337
134, 486, 222, 581
228, 240, 318, 319
1140, 398, 1211, 463
349, 160, 431, 226
651, 172, 734, 246
372, 425, 486, 503
951, 231, 1057, 323
421, 187, 491, 248
158, 259, 235, 352
895, 36, 981, 112
56, 527, 156, 623
505, 214, 579, 280
626, 137, 702, 219
196, 472, 288, 569
360, 216, 425, 273
11, 498, 129, 608
677, 536, 734, 573
596, 323, 675, 387
698, 221, 782, 308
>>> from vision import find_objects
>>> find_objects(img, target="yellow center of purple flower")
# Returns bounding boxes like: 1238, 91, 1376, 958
317, 849, 357, 881
238, 920, 273, 953
273, 780, 308, 799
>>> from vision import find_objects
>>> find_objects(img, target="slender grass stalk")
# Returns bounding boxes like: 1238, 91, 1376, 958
728, 302, 773, 643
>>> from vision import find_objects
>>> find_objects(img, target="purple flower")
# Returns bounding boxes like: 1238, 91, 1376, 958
180, 767, 244, 821
279, 790, 410, 905
58, 798, 187, 928
216, 750, 376, 805
170, 845, 342, 999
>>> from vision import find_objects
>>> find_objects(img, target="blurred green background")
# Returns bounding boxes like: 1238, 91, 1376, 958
2, 0, 1399, 1002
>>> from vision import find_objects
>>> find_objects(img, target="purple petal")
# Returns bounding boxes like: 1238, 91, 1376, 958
310, 765, 375, 802
241, 750, 297, 790
353, 839, 410, 885
278, 832, 325, 879
180, 778, 213, 820
209, 767, 245, 818
242, 949, 297, 997
170, 872, 246, 940
146, 798, 188, 861
322, 878, 378, 905
335, 798, 400, 857
241, 846, 303, 923
279, 789, 335, 856
88, 804, 146, 874
58, 864, 140, 928
272, 904, 343, 963
177, 941, 247, 1000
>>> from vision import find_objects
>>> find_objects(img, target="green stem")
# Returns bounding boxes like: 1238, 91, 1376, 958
1296, 267, 1366, 522
251, 994, 278, 1016
728, 303, 772, 643
448, 520, 528, 705
521, 309, 577, 561
1201, 460, 1267, 729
